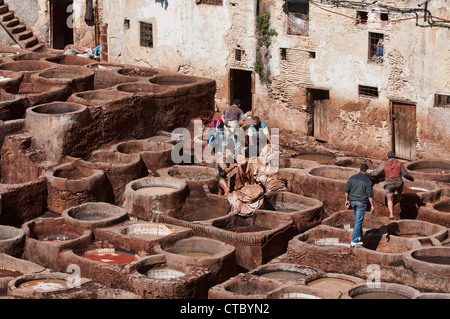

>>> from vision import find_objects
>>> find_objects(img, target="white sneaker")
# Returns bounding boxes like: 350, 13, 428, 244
351, 241, 363, 247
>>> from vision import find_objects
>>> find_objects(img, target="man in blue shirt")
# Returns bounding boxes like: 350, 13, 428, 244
344, 164, 375, 247
248, 116, 271, 158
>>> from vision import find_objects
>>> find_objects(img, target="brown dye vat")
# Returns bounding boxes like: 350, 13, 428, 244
293, 153, 336, 164
309, 166, 357, 180
387, 220, 448, 242
415, 256, 450, 265
157, 165, 217, 195
260, 191, 325, 233
348, 283, 420, 299
250, 263, 323, 283
406, 160, 450, 183
33, 66, 95, 93
209, 273, 281, 298
353, 292, 409, 299
150, 74, 200, 86
307, 278, 354, 291
82, 248, 138, 264
0, 268, 22, 278
6, 81, 70, 106
63, 202, 128, 229
321, 210, 390, 234
45, 54, 93, 66
403, 247, 450, 278
69, 89, 132, 105
0, 60, 55, 80
136, 186, 178, 195
116, 82, 172, 95
17, 279, 69, 292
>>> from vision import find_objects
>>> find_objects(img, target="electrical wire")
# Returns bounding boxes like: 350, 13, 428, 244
307, 0, 450, 27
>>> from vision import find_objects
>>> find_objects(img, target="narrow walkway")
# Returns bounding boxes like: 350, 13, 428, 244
0, 0, 46, 52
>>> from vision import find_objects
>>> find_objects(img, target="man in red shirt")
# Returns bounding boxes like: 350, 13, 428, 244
371, 151, 414, 220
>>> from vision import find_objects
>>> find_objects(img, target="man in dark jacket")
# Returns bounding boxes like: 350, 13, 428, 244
371, 151, 414, 220
345, 164, 374, 247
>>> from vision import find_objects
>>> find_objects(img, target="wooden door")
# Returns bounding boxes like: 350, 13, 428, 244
314, 98, 329, 142
392, 102, 416, 160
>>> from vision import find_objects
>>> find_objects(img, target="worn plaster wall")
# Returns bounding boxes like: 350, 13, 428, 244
104, 0, 256, 112
258, 0, 450, 160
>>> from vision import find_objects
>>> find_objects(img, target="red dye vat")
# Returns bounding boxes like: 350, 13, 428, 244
82, 251, 138, 264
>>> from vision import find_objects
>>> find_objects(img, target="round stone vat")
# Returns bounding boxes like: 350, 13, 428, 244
0, 70, 23, 91
157, 165, 217, 194
62, 202, 129, 229
13, 52, 55, 62
416, 199, 450, 228
85, 150, 147, 204
59, 240, 142, 289
305, 272, 364, 294
0, 90, 27, 121
406, 160, 450, 183
259, 191, 325, 232
348, 282, 421, 299
125, 254, 211, 299
68, 88, 133, 106
322, 210, 391, 234
0, 254, 45, 295
0, 60, 55, 80
286, 225, 354, 273
8, 272, 76, 299
22, 217, 93, 269
25, 102, 91, 162
93, 220, 193, 253
149, 74, 202, 87
44, 54, 93, 66
114, 140, 174, 171
387, 219, 448, 242
32, 66, 95, 92
0, 225, 25, 257
86, 62, 124, 71
292, 153, 336, 165
208, 273, 281, 299
267, 284, 342, 299
123, 176, 189, 220
352, 232, 425, 267
154, 236, 237, 285
250, 263, 324, 283
309, 165, 358, 180
204, 210, 298, 270
46, 162, 112, 214
117, 67, 160, 78
116, 82, 172, 95
7, 80, 71, 107
403, 247, 450, 278
176, 193, 230, 223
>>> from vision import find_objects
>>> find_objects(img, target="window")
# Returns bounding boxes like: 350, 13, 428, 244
140, 22, 153, 48
280, 48, 287, 60
234, 48, 244, 61
286, 0, 309, 36
195, 0, 222, 5
356, 11, 368, 24
359, 85, 378, 98
380, 13, 389, 21
369, 32, 384, 63
434, 93, 450, 108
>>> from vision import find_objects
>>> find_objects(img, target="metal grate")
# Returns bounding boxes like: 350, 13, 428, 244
369, 32, 384, 63
234, 48, 244, 61
358, 85, 379, 98
140, 22, 153, 48
434, 93, 450, 108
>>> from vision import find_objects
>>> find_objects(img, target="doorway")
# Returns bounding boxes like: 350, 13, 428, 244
229, 69, 253, 114
50, 0, 74, 50
307, 88, 330, 142
391, 101, 416, 160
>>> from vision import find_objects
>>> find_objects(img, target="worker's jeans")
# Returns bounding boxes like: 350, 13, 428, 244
350, 201, 366, 243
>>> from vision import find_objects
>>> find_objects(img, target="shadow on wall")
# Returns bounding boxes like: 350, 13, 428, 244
156, 0, 169, 10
